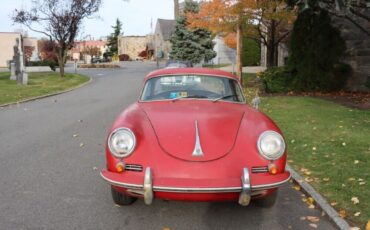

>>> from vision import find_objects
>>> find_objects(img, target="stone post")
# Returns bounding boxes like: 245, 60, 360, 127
10, 62, 16, 80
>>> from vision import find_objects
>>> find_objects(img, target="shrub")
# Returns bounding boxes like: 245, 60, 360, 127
242, 38, 260, 66
288, 7, 347, 92
260, 67, 295, 93
26, 60, 58, 72
77, 64, 120, 68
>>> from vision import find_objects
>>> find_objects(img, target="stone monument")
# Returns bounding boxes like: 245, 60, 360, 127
11, 38, 28, 85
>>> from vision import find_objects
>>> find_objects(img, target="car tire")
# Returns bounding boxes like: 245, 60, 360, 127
254, 190, 278, 208
111, 186, 137, 205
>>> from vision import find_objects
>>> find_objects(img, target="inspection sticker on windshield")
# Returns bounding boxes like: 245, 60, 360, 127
170, 92, 178, 99
180, 92, 188, 97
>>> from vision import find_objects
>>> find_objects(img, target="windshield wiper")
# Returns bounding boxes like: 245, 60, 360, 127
212, 94, 237, 103
172, 95, 208, 102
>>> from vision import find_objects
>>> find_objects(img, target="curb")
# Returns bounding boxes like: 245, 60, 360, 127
286, 164, 351, 230
0, 76, 92, 108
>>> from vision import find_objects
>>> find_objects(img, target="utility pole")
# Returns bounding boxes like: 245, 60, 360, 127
174, 0, 179, 20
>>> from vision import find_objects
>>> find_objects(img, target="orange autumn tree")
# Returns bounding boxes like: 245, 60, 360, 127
188, 0, 258, 80
255, 0, 296, 67
188, 0, 296, 73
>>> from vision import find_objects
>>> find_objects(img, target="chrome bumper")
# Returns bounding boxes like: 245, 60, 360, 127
101, 167, 291, 206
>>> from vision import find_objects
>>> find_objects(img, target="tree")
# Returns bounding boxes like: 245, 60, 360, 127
12, 0, 101, 77
38, 39, 58, 63
106, 19, 123, 57
170, 1, 216, 64
222, 33, 261, 66
24, 46, 35, 62
188, 0, 296, 74
255, 0, 296, 67
82, 46, 102, 60
188, 0, 257, 79
288, 7, 347, 91
290, 0, 369, 35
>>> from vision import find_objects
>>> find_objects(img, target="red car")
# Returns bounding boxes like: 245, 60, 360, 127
101, 68, 291, 207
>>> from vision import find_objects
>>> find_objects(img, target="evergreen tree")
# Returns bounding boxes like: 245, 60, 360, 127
106, 18, 123, 57
288, 7, 347, 91
169, 1, 216, 64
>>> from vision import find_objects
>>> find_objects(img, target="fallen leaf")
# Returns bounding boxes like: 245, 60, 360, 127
312, 147, 317, 151
308, 204, 315, 209
354, 212, 361, 217
73, 134, 79, 138
339, 210, 346, 218
342, 142, 346, 146
307, 216, 320, 223
358, 178, 364, 182
307, 197, 315, 205
351, 197, 359, 205
350, 227, 360, 230
348, 178, 356, 181
287, 159, 294, 163
330, 201, 338, 206
79, 143, 84, 147
366, 220, 370, 230
359, 182, 366, 185
93, 167, 98, 171
309, 223, 318, 228
291, 139, 295, 143
293, 185, 301, 191
354, 160, 359, 164
305, 177, 314, 182
163, 228, 171, 230
323, 178, 330, 182
300, 216, 306, 220
304, 171, 312, 176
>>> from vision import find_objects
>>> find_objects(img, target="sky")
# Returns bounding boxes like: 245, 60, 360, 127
0, 0, 175, 39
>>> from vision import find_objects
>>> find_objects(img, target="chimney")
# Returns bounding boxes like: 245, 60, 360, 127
174, 0, 179, 20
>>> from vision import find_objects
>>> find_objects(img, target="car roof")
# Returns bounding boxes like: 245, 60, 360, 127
145, 68, 240, 81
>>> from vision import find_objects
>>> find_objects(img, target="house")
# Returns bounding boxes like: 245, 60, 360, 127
211, 35, 236, 65
0, 32, 39, 68
69, 39, 108, 61
118, 35, 153, 60
260, 43, 289, 67
154, 19, 176, 60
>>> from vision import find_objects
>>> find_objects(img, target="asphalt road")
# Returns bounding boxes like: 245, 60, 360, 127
0, 62, 336, 230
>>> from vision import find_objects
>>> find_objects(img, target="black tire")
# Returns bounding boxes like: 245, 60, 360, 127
254, 190, 278, 208
111, 186, 137, 205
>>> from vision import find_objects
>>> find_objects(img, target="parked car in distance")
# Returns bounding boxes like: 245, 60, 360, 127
100, 68, 290, 207
92, 57, 110, 64
165, 60, 193, 69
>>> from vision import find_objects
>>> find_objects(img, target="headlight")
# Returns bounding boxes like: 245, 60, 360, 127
257, 131, 285, 160
108, 128, 136, 158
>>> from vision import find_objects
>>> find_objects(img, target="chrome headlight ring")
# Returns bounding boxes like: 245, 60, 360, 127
108, 128, 136, 158
257, 130, 286, 160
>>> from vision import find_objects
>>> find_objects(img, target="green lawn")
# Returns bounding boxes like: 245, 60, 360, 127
243, 74, 369, 226
0, 72, 89, 106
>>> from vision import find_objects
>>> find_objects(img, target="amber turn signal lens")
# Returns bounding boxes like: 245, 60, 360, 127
116, 162, 125, 173
268, 164, 277, 175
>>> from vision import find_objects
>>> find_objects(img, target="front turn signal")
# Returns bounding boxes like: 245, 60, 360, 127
116, 162, 125, 173
268, 163, 277, 175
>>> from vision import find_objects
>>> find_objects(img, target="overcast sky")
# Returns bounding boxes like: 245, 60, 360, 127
0, 0, 175, 39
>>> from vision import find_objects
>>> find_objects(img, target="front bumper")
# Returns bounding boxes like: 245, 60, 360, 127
101, 167, 291, 206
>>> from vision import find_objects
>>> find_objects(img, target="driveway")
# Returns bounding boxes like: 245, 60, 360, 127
0, 62, 336, 230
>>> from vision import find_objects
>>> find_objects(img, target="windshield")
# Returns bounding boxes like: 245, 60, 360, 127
140, 75, 245, 103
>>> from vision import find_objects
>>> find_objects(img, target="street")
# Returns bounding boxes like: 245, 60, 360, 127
0, 62, 336, 230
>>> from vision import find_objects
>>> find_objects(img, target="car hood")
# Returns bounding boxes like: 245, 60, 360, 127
140, 101, 244, 162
